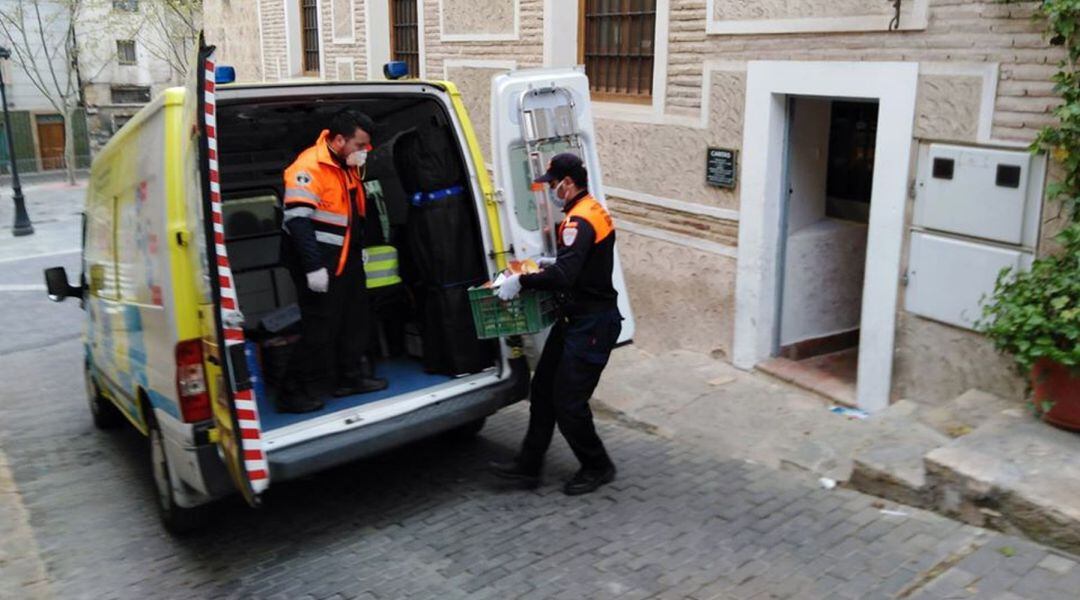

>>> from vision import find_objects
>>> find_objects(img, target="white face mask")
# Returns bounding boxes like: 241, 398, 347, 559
346, 150, 368, 167
551, 179, 567, 210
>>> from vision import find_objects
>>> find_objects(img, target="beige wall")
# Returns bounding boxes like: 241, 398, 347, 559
597, 69, 745, 211
442, 0, 516, 36
667, 0, 1062, 143
319, 0, 366, 80
444, 65, 513, 164
422, 0, 543, 77
713, 0, 897, 21
892, 312, 1026, 405
203, 0, 265, 82
257, 0, 288, 80
914, 74, 984, 141
617, 231, 737, 358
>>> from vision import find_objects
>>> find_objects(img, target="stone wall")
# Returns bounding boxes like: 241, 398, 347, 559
257, 0, 288, 81
421, 0, 544, 77
892, 312, 1026, 405
597, 68, 745, 211
713, 0, 898, 21
617, 230, 737, 358
443, 64, 512, 164
441, 0, 516, 37
667, 0, 1062, 143
319, 0, 367, 80
203, 0, 265, 82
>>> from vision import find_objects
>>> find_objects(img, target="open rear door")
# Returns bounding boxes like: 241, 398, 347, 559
185, 39, 269, 505
490, 68, 635, 343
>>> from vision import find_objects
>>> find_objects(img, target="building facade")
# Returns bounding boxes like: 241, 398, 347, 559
76, 0, 194, 152
204, 0, 1065, 411
0, 0, 91, 173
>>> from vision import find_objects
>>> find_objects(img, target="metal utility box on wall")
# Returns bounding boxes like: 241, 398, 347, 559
905, 232, 1033, 329
913, 144, 1042, 246
906, 143, 1045, 331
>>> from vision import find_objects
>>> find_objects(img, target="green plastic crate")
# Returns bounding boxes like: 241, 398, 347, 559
467, 286, 558, 339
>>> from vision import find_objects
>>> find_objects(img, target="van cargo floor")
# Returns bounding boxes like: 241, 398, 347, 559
256, 358, 454, 431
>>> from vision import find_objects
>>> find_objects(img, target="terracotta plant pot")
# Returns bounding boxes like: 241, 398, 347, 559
1031, 358, 1080, 432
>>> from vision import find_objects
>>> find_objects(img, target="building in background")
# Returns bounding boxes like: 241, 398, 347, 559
204, 0, 1066, 413
76, 0, 199, 152
0, 0, 91, 174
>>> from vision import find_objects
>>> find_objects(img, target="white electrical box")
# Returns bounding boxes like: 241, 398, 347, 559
914, 144, 1041, 247
905, 232, 1033, 330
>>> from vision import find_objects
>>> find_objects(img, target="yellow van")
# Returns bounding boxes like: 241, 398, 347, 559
45, 45, 634, 532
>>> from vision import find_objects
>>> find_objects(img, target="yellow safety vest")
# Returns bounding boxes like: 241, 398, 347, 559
365, 245, 402, 289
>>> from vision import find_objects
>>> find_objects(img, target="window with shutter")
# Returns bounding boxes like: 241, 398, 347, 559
390, 0, 420, 78
300, 0, 321, 75
117, 40, 137, 66
579, 0, 656, 103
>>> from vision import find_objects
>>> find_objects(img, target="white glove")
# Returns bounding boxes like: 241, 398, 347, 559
536, 256, 557, 268
495, 274, 522, 301
306, 268, 329, 293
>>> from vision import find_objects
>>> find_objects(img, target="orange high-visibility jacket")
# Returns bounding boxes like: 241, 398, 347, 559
282, 130, 368, 276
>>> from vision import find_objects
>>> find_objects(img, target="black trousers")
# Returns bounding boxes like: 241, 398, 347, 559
287, 255, 372, 393
519, 308, 622, 472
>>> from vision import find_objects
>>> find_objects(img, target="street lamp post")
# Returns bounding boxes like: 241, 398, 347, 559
0, 46, 33, 237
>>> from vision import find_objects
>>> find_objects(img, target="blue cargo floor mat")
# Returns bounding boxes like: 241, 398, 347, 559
254, 358, 454, 431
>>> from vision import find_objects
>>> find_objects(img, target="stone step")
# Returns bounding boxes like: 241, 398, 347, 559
918, 389, 1025, 438
924, 414, 1080, 555
849, 418, 951, 509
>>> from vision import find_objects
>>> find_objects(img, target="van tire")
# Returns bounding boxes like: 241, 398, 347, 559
446, 417, 486, 441
148, 411, 210, 534
85, 364, 123, 430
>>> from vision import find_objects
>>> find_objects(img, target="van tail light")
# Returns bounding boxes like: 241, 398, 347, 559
176, 339, 212, 423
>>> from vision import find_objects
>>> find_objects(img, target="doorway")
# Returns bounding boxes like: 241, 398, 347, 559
732, 61, 918, 413
760, 97, 879, 405
36, 114, 65, 171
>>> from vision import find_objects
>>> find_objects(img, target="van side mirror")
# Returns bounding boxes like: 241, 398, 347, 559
44, 267, 82, 302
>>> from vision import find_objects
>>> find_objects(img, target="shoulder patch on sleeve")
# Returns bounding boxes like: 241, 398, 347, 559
294, 171, 313, 186
562, 226, 579, 247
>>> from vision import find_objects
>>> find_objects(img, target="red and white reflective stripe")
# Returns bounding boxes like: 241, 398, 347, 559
204, 56, 269, 492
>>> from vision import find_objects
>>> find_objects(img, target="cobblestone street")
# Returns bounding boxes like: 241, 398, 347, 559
0, 311, 1077, 598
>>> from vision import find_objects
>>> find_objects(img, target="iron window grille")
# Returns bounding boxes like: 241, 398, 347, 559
580, 0, 656, 102
390, 0, 419, 78
301, 0, 321, 75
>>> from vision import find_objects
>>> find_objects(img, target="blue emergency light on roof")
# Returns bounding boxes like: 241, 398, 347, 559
215, 65, 236, 85
384, 61, 409, 80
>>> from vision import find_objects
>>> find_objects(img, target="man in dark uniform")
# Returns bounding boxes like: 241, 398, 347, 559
279, 110, 388, 413
490, 153, 623, 496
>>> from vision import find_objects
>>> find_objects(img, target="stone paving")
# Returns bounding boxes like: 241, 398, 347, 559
1, 184, 1079, 599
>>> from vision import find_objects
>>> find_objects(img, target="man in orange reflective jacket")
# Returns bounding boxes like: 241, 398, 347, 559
279, 110, 388, 413
491, 153, 623, 495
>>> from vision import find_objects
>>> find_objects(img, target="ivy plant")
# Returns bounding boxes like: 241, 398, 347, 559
980, 223, 1080, 373
981, 1, 1080, 376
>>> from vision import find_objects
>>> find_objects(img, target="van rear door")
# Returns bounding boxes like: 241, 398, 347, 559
490, 69, 636, 343
184, 41, 268, 506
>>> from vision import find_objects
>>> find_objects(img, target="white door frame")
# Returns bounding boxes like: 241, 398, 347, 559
732, 60, 919, 413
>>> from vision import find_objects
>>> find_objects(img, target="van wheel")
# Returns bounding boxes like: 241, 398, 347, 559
148, 415, 209, 534
85, 365, 123, 430
446, 417, 486, 441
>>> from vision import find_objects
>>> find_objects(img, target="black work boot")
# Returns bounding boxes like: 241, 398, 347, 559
332, 375, 389, 397
333, 357, 390, 397
276, 385, 324, 414
489, 458, 542, 489
563, 464, 616, 496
